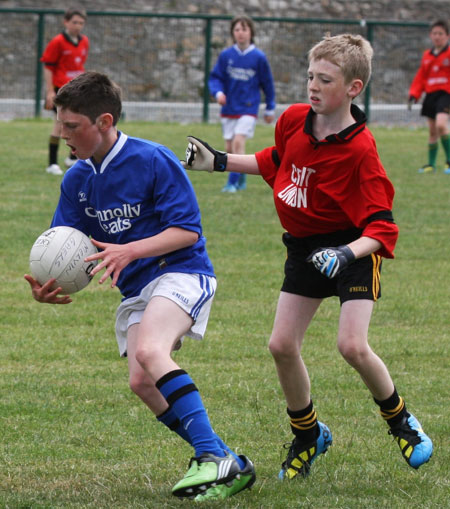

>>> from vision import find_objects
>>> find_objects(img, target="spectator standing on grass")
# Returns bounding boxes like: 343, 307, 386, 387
208, 14, 275, 193
409, 19, 450, 174
24, 72, 255, 503
41, 6, 89, 176
183, 34, 433, 480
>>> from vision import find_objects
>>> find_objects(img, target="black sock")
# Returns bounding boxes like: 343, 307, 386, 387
374, 388, 408, 428
49, 136, 59, 165
287, 400, 318, 443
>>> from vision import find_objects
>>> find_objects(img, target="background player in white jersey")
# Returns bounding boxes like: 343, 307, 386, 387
24, 71, 255, 502
209, 15, 275, 193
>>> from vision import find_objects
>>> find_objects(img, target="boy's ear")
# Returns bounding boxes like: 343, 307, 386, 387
96, 113, 114, 130
348, 79, 364, 98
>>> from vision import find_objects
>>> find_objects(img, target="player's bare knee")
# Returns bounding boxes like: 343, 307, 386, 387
135, 344, 159, 371
129, 372, 149, 397
269, 336, 299, 361
436, 123, 448, 138
338, 340, 367, 367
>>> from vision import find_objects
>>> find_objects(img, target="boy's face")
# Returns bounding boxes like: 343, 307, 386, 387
307, 58, 359, 115
232, 22, 252, 47
64, 15, 86, 38
57, 108, 104, 162
430, 26, 448, 50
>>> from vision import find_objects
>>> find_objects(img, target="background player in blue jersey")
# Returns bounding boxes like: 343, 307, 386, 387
24, 71, 255, 502
209, 15, 275, 193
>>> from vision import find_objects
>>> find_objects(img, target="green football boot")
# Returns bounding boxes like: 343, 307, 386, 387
194, 455, 256, 502
172, 452, 240, 498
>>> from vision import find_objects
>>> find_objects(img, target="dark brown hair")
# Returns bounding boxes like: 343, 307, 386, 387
230, 15, 255, 43
430, 19, 449, 35
64, 7, 87, 21
54, 71, 122, 125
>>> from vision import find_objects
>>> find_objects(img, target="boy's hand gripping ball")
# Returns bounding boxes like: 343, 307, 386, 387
29, 226, 98, 294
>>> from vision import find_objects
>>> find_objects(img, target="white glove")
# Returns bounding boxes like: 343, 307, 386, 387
181, 136, 227, 172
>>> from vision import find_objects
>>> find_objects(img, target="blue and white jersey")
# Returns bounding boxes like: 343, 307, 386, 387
209, 44, 276, 117
51, 132, 215, 299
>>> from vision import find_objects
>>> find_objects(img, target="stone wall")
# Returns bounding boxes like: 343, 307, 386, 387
2, 0, 448, 20
1, 1, 448, 122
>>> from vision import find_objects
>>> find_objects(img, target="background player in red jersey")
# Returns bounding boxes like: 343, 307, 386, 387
41, 7, 89, 175
182, 33, 433, 481
409, 19, 450, 174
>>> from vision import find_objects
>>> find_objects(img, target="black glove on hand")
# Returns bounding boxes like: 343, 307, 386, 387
307, 245, 355, 278
407, 96, 416, 111
181, 136, 227, 172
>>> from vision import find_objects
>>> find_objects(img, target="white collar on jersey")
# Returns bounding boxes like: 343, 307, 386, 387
233, 43, 255, 56
86, 132, 128, 174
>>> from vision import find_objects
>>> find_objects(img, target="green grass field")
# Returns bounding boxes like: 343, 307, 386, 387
0, 119, 449, 508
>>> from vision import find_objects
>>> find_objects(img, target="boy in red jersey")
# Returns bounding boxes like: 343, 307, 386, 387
409, 19, 450, 174
182, 34, 433, 486
41, 7, 89, 175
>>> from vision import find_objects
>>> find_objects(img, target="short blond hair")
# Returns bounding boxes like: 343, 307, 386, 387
309, 34, 373, 90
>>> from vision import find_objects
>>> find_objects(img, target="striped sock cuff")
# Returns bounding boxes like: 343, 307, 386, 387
156, 369, 198, 406
290, 409, 318, 431
380, 396, 405, 421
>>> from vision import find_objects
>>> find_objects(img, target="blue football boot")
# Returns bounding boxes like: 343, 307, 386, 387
278, 421, 333, 480
388, 413, 433, 469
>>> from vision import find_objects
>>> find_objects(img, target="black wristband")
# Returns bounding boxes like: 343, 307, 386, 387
214, 152, 227, 172
337, 245, 356, 263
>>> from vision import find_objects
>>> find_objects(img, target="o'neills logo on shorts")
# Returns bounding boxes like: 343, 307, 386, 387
349, 286, 368, 293
172, 291, 189, 305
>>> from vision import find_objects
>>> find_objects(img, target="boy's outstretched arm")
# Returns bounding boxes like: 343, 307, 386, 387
181, 136, 260, 175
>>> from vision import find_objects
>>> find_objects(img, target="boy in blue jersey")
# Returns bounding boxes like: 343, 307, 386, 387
209, 15, 275, 192
24, 71, 255, 502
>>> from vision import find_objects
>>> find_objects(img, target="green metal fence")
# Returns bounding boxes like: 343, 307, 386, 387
0, 8, 430, 123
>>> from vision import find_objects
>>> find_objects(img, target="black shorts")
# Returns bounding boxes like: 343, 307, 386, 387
421, 91, 450, 119
281, 229, 382, 304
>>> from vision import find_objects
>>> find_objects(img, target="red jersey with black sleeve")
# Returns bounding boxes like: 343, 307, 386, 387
41, 32, 89, 88
255, 103, 399, 258
409, 43, 450, 99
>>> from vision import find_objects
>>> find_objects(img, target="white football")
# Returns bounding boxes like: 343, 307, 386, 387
29, 226, 98, 294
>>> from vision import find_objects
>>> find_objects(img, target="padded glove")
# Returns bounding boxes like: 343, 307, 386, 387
181, 136, 227, 172
307, 245, 355, 278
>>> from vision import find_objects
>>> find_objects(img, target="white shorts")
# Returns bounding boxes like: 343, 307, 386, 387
221, 115, 257, 140
115, 272, 217, 357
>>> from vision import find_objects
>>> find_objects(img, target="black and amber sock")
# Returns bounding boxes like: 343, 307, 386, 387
374, 388, 408, 428
287, 400, 318, 444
